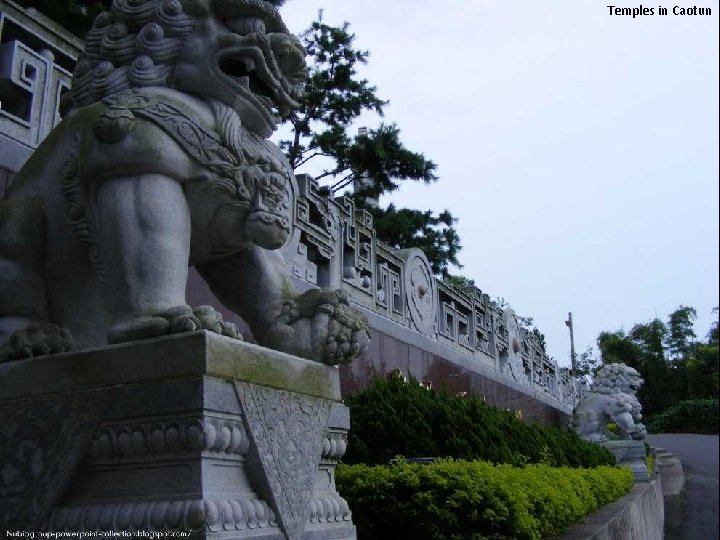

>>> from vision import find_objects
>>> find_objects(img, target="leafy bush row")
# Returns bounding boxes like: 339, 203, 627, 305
647, 399, 719, 434
344, 374, 615, 467
337, 460, 634, 540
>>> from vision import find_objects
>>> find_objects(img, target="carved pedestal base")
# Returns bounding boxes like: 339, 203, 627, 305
0, 331, 356, 539
600, 439, 650, 483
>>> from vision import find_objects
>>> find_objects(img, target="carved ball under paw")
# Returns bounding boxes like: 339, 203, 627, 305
268, 288, 370, 366
0, 323, 77, 363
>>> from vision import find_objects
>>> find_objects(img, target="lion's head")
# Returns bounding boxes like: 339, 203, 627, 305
592, 363, 643, 396
70, 0, 306, 138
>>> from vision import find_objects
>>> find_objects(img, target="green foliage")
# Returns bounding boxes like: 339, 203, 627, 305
605, 422, 620, 439
574, 346, 602, 380
281, 17, 462, 277
647, 399, 719, 434
646, 453, 655, 476
343, 374, 615, 468
708, 307, 719, 345
667, 305, 697, 360
336, 460, 633, 540
443, 274, 476, 291
373, 205, 461, 276
596, 305, 719, 415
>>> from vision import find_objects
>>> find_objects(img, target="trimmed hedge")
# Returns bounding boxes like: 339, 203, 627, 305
647, 399, 719, 434
337, 460, 633, 540
344, 374, 615, 468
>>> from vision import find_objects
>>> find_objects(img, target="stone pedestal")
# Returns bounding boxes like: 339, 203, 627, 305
600, 439, 650, 483
0, 331, 356, 539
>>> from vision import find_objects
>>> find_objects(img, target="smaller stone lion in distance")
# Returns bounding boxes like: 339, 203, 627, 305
572, 363, 646, 442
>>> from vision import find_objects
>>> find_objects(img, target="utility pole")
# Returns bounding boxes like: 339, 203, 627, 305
565, 312, 577, 376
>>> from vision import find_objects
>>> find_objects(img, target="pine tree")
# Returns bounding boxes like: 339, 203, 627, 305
21, 4, 464, 276
280, 17, 462, 277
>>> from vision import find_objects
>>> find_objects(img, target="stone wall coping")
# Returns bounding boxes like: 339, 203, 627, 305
651, 446, 685, 496
0, 331, 342, 401
549, 476, 664, 540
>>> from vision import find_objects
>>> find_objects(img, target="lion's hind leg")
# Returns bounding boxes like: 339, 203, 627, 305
0, 197, 76, 361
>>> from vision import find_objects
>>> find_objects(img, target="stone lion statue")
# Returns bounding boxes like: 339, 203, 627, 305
572, 363, 646, 442
0, 0, 369, 365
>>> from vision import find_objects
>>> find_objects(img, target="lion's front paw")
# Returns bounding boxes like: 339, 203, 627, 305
108, 305, 242, 344
632, 423, 647, 440
263, 289, 370, 365
0, 323, 77, 363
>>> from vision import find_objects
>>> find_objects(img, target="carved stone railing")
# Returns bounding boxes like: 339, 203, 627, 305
281, 174, 579, 409
0, 1, 579, 411
0, 0, 81, 172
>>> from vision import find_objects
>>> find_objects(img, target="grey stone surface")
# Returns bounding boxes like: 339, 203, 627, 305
572, 363, 646, 443
0, 0, 81, 164
601, 440, 650, 483
651, 447, 685, 496
1, 0, 578, 419
0, 0, 369, 368
0, 332, 356, 538
551, 477, 664, 540
0, 388, 115, 530
0, 331, 342, 401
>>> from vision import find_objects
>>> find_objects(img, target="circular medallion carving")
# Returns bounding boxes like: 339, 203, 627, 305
502, 309, 525, 384
398, 249, 436, 336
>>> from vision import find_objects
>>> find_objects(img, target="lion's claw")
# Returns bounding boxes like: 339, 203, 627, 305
0, 323, 77, 363
108, 305, 243, 344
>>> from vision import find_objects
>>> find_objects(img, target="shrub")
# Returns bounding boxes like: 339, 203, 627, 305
647, 399, 719, 434
343, 374, 615, 467
337, 459, 633, 540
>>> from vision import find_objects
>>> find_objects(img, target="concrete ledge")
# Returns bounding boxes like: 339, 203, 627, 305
652, 447, 685, 496
0, 331, 341, 400
551, 477, 664, 540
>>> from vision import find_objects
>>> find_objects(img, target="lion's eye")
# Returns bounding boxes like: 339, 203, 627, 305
225, 17, 266, 35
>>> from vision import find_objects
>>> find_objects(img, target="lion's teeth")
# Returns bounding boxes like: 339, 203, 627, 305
238, 76, 250, 88
243, 58, 255, 72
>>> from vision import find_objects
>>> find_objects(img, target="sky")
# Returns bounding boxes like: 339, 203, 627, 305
272, 0, 720, 367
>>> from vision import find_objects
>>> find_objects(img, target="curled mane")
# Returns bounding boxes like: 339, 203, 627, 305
69, 0, 289, 110
592, 362, 642, 395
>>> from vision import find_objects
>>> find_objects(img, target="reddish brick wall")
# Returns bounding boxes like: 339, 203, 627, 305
340, 330, 570, 426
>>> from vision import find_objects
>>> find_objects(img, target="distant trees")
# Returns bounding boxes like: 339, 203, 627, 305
595, 306, 718, 416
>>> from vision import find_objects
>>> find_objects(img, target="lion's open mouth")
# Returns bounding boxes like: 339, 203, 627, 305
218, 54, 278, 113
215, 36, 301, 128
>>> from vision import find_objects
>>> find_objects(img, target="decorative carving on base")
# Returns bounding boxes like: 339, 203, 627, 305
87, 414, 250, 461
0, 389, 115, 530
47, 496, 278, 533
236, 382, 332, 540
